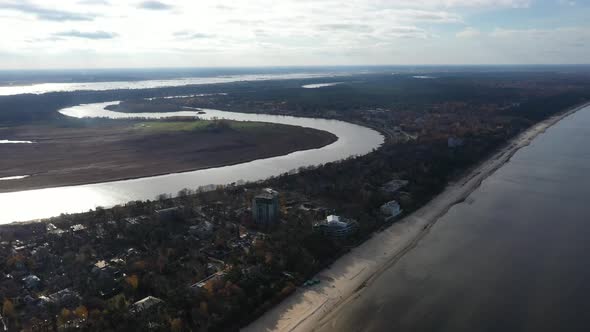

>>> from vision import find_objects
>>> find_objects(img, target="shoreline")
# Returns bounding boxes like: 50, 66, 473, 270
242, 102, 590, 332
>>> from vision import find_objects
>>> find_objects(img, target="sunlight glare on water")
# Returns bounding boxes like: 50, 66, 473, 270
0, 101, 383, 224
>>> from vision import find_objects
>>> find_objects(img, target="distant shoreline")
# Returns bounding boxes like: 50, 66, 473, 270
243, 101, 590, 332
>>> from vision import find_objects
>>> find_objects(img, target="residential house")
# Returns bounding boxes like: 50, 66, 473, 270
313, 215, 358, 239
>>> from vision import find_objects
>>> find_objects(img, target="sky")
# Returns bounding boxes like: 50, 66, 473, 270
0, 0, 588, 69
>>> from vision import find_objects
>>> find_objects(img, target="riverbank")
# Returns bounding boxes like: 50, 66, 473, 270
243, 102, 590, 332
0, 120, 337, 193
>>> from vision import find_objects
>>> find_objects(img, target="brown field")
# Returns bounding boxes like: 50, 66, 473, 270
0, 120, 337, 192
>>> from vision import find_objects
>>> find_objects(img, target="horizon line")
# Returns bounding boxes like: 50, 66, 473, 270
1, 63, 590, 72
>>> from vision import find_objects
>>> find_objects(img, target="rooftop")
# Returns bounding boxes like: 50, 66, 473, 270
255, 188, 280, 200
316, 215, 356, 228
130, 296, 163, 313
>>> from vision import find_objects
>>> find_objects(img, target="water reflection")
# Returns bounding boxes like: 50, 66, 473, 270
0, 176, 30, 181
0, 102, 383, 224
0, 140, 34, 144
0, 72, 343, 96
302, 82, 343, 89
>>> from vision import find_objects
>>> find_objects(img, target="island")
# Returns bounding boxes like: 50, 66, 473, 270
0, 119, 336, 192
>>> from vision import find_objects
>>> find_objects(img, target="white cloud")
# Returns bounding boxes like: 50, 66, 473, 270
0, 0, 586, 68
53, 30, 117, 39
457, 27, 481, 38
489, 27, 583, 39
370, 0, 532, 9
137, 1, 173, 11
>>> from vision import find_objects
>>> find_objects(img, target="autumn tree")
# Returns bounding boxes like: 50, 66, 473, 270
2, 299, 14, 318
57, 308, 72, 327
74, 305, 89, 319
170, 318, 183, 332
125, 275, 139, 290
199, 301, 209, 317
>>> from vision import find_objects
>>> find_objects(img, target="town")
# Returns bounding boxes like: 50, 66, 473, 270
0, 181, 403, 331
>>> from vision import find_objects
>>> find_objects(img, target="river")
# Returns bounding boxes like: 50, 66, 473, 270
316, 105, 590, 331
0, 102, 383, 224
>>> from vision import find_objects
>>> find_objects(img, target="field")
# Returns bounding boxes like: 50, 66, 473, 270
0, 119, 336, 192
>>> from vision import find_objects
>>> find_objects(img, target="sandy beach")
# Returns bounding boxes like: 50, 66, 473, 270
242, 102, 590, 332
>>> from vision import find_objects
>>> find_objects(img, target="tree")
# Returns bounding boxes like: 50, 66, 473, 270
75, 305, 89, 319
125, 275, 139, 290
199, 301, 209, 317
265, 252, 273, 265
2, 299, 14, 318
170, 318, 183, 332
57, 308, 72, 327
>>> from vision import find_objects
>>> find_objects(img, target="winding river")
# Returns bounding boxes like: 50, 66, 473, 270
0, 102, 383, 224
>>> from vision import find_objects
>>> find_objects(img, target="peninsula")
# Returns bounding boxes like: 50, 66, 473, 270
0, 119, 336, 192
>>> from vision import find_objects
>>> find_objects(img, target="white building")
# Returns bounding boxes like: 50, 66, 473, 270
313, 215, 358, 239
380, 200, 402, 217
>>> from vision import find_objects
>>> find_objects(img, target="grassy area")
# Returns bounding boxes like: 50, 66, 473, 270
134, 120, 272, 132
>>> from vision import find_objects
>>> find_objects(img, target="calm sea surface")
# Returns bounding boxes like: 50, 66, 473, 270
318, 105, 590, 332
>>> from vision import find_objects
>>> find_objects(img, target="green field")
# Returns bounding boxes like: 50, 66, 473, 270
134, 120, 272, 132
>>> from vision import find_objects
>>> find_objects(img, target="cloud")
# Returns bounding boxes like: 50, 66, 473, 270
457, 27, 481, 38
0, 1, 96, 21
0, 0, 587, 68
383, 26, 431, 38
317, 23, 374, 33
374, 0, 532, 9
378, 9, 462, 23
77, 0, 110, 5
173, 31, 214, 39
215, 4, 233, 11
226, 18, 265, 26
137, 1, 172, 10
53, 30, 118, 39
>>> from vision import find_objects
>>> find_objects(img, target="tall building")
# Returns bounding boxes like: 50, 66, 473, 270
252, 188, 280, 226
